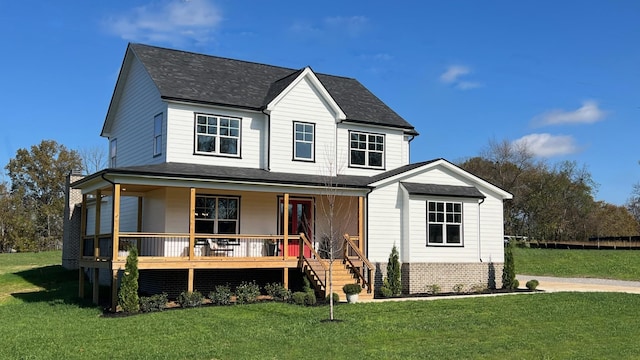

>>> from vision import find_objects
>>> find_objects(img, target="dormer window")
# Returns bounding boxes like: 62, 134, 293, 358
293, 121, 315, 161
349, 131, 384, 169
195, 113, 241, 157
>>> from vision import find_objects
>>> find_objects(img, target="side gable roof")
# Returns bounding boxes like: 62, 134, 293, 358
369, 158, 513, 200
401, 182, 486, 199
124, 43, 417, 134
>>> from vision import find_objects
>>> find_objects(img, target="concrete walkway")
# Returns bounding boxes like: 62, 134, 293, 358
363, 275, 640, 303
516, 274, 640, 294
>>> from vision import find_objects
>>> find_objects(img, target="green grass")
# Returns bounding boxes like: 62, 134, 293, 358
514, 247, 640, 280
3, 251, 640, 359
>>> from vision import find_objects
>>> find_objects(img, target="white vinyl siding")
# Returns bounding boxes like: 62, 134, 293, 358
269, 77, 337, 174
367, 182, 405, 262
337, 124, 406, 176
166, 103, 265, 168
85, 197, 138, 235
107, 56, 166, 166
367, 162, 507, 264
407, 196, 481, 263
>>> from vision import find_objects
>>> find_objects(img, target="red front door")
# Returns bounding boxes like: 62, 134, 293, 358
279, 198, 313, 257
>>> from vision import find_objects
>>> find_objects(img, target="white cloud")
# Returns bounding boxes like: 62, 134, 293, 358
456, 81, 482, 90
104, 0, 222, 45
324, 16, 368, 37
439, 65, 482, 90
289, 15, 368, 39
532, 100, 607, 126
512, 133, 579, 157
440, 65, 470, 84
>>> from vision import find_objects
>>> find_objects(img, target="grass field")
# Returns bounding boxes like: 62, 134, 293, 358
514, 246, 640, 280
2, 250, 640, 359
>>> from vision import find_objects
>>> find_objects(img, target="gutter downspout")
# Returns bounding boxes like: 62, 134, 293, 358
407, 134, 415, 163
364, 186, 374, 259
478, 197, 485, 262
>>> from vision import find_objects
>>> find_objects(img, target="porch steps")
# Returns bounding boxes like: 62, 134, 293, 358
301, 258, 374, 301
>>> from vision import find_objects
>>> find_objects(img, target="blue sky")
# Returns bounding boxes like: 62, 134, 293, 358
0, 0, 638, 205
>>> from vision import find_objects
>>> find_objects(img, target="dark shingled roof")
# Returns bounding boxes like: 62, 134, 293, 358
77, 162, 373, 189
401, 182, 486, 199
129, 43, 417, 134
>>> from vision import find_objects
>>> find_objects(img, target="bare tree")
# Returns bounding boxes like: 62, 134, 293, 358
316, 150, 356, 320
78, 145, 107, 174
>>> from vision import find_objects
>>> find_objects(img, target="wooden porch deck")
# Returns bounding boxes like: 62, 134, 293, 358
79, 232, 374, 311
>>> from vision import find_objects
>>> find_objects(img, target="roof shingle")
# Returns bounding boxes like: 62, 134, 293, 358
129, 43, 417, 134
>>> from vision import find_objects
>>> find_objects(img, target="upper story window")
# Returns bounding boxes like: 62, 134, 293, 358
349, 131, 384, 169
293, 121, 315, 161
153, 113, 163, 156
110, 139, 117, 167
195, 114, 241, 157
427, 201, 463, 246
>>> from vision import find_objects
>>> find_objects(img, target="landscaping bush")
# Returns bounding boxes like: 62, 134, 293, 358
139, 293, 168, 313
305, 291, 317, 305
235, 281, 260, 304
379, 285, 393, 298
426, 284, 441, 295
342, 283, 362, 295
208, 284, 232, 305
291, 291, 307, 305
177, 291, 204, 308
502, 243, 518, 289
118, 245, 139, 313
326, 292, 340, 305
385, 245, 402, 296
453, 284, 465, 294
470, 284, 488, 294
264, 282, 291, 302
526, 279, 539, 290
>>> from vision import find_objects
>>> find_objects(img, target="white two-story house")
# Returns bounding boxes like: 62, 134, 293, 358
63, 43, 512, 310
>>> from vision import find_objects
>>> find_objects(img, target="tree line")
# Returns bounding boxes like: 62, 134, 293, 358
0, 140, 106, 252
458, 140, 640, 242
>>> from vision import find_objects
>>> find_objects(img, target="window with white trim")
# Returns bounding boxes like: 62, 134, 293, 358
427, 201, 462, 245
110, 139, 117, 167
194, 195, 239, 235
293, 122, 314, 161
349, 131, 384, 169
153, 113, 162, 156
195, 114, 241, 156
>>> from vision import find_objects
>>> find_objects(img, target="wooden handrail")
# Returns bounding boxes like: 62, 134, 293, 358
299, 233, 328, 291
119, 232, 297, 240
343, 233, 374, 293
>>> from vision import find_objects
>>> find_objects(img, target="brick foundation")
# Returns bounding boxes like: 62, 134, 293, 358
375, 262, 504, 295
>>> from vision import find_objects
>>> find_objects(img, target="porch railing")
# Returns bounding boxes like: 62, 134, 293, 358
298, 233, 329, 293
343, 233, 374, 294
81, 232, 301, 261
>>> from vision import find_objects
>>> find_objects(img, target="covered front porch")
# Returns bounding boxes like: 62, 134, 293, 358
73, 170, 373, 311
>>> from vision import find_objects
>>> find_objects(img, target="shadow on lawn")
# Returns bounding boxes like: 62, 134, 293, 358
11, 265, 96, 308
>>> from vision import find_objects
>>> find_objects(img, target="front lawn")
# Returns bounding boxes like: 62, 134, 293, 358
514, 247, 640, 280
2, 251, 640, 359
